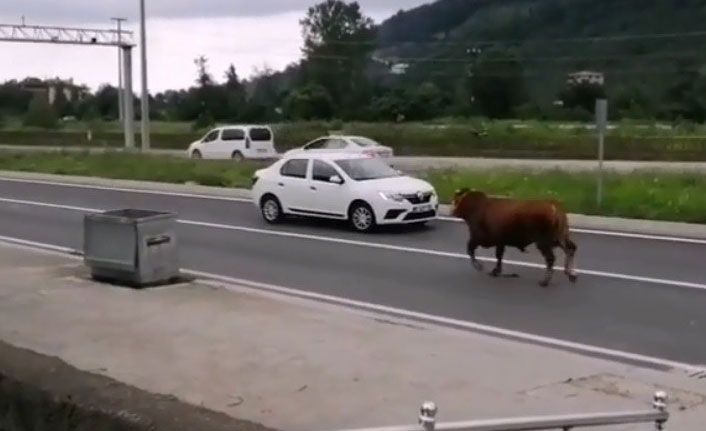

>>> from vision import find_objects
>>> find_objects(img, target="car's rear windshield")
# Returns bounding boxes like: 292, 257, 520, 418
334, 158, 399, 181
350, 137, 380, 147
249, 127, 272, 141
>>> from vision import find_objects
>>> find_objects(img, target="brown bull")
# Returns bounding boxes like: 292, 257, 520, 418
451, 188, 578, 287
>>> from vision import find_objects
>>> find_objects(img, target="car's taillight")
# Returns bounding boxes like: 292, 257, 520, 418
363, 150, 376, 158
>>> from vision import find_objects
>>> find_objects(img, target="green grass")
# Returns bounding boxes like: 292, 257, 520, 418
427, 168, 706, 223
0, 151, 704, 224
3, 120, 706, 160
0, 151, 261, 188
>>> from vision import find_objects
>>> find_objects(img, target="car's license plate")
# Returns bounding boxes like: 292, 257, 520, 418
412, 204, 433, 213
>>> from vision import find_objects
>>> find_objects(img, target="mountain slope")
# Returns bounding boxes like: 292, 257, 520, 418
376, 0, 706, 108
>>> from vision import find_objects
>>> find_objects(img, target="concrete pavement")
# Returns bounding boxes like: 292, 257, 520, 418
1, 242, 705, 431
0, 178, 705, 365
2, 170, 706, 239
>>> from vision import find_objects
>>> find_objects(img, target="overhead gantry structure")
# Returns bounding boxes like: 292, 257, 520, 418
0, 23, 139, 150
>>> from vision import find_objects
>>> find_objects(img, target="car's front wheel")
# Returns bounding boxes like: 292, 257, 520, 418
232, 151, 244, 162
260, 194, 284, 224
191, 149, 202, 159
349, 201, 376, 233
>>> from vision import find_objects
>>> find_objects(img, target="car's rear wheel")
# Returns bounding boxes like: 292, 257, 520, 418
232, 151, 244, 162
260, 194, 284, 224
349, 201, 376, 233
191, 149, 202, 159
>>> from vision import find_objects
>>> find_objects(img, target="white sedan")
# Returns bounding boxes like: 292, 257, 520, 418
282, 135, 394, 159
251, 153, 438, 232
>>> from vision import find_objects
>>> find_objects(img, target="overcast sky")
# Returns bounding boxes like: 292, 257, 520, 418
1, 0, 429, 93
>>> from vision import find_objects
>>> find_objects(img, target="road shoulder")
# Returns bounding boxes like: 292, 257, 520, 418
0, 242, 704, 430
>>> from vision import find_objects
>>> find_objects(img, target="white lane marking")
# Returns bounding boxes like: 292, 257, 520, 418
2, 196, 706, 291
0, 176, 252, 203
438, 214, 706, 245
1, 232, 700, 374
3, 176, 706, 245
189, 271, 704, 373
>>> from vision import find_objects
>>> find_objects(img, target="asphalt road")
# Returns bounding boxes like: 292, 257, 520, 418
0, 179, 705, 366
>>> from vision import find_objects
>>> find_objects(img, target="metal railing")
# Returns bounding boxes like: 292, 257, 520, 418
332, 391, 668, 431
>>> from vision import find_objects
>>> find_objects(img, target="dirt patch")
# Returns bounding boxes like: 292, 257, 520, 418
0, 340, 279, 431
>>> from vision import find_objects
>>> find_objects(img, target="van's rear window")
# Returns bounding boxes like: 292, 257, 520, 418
249, 128, 272, 141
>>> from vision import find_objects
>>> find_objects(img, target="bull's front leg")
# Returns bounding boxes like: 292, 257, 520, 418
538, 243, 556, 287
490, 245, 504, 277
467, 239, 483, 272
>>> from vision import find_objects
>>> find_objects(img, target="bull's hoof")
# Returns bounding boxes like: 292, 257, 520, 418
489, 268, 501, 277
472, 261, 484, 272
539, 280, 550, 288
568, 273, 578, 283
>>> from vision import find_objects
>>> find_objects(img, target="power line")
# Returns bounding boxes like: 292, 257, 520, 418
308, 29, 706, 47
304, 50, 706, 65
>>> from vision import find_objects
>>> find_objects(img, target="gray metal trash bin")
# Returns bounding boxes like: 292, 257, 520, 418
83, 209, 180, 287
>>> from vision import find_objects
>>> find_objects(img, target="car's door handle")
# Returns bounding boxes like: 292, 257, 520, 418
278, 182, 284, 187
310, 186, 317, 191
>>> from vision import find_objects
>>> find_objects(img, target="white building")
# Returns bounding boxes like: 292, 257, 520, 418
567, 70, 605, 86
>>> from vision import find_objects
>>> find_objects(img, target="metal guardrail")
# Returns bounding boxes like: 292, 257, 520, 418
332, 391, 668, 431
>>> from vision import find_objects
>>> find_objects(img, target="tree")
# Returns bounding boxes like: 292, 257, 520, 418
23, 94, 58, 129
192, 55, 228, 120
663, 64, 706, 122
469, 49, 527, 118
224, 64, 246, 120
300, 0, 376, 113
284, 83, 334, 120
194, 56, 214, 87
559, 81, 606, 114
613, 85, 655, 119
408, 82, 444, 120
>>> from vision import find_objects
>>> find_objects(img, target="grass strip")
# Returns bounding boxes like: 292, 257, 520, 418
0, 151, 704, 224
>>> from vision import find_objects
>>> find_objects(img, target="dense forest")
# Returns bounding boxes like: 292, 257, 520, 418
3, 0, 706, 127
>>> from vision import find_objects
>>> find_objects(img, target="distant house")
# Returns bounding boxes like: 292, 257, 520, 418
567, 70, 605, 86
20, 78, 89, 105
390, 63, 409, 75
371, 56, 409, 75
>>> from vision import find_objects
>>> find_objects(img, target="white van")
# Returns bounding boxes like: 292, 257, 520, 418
187, 125, 278, 161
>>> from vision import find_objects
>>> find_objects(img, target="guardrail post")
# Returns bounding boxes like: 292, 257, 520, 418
418, 401, 437, 431
653, 391, 668, 430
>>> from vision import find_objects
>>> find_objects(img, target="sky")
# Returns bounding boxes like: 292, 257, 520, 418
1, 0, 430, 93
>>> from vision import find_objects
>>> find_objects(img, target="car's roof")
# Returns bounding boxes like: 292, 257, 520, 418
282, 151, 368, 161
216, 124, 272, 129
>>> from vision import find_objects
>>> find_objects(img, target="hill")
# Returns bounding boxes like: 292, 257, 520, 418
374, 0, 706, 119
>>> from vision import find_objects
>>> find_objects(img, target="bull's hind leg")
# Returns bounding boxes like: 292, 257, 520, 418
537, 243, 556, 287
490, 245, 504, 277
467, 239, 483, 272
562, 238, 578, 283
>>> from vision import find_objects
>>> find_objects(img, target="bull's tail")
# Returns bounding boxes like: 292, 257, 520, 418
551, 203, 578, 283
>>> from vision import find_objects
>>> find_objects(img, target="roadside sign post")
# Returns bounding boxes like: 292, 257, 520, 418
595, 99, 608, 207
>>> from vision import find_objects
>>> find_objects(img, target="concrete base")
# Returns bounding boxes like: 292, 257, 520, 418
0, 243, 705, 431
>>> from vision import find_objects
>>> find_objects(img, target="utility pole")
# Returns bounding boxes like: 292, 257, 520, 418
111, 17, 127, 121
139, 0, 151, 151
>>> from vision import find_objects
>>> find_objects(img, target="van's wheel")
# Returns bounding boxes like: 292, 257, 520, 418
232, 151, 244, 162
191, 150, 202, 159
260, 194, 284, 224
349, 201, 376, 233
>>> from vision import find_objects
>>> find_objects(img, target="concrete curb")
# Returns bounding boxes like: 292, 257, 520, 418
1, 170, 705, 239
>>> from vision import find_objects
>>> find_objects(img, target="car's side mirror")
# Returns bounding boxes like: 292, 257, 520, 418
329, 175, 344, 185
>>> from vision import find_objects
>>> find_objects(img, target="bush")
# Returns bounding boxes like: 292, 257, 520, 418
23, 95, 58, 129
4, 121, 706, 161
